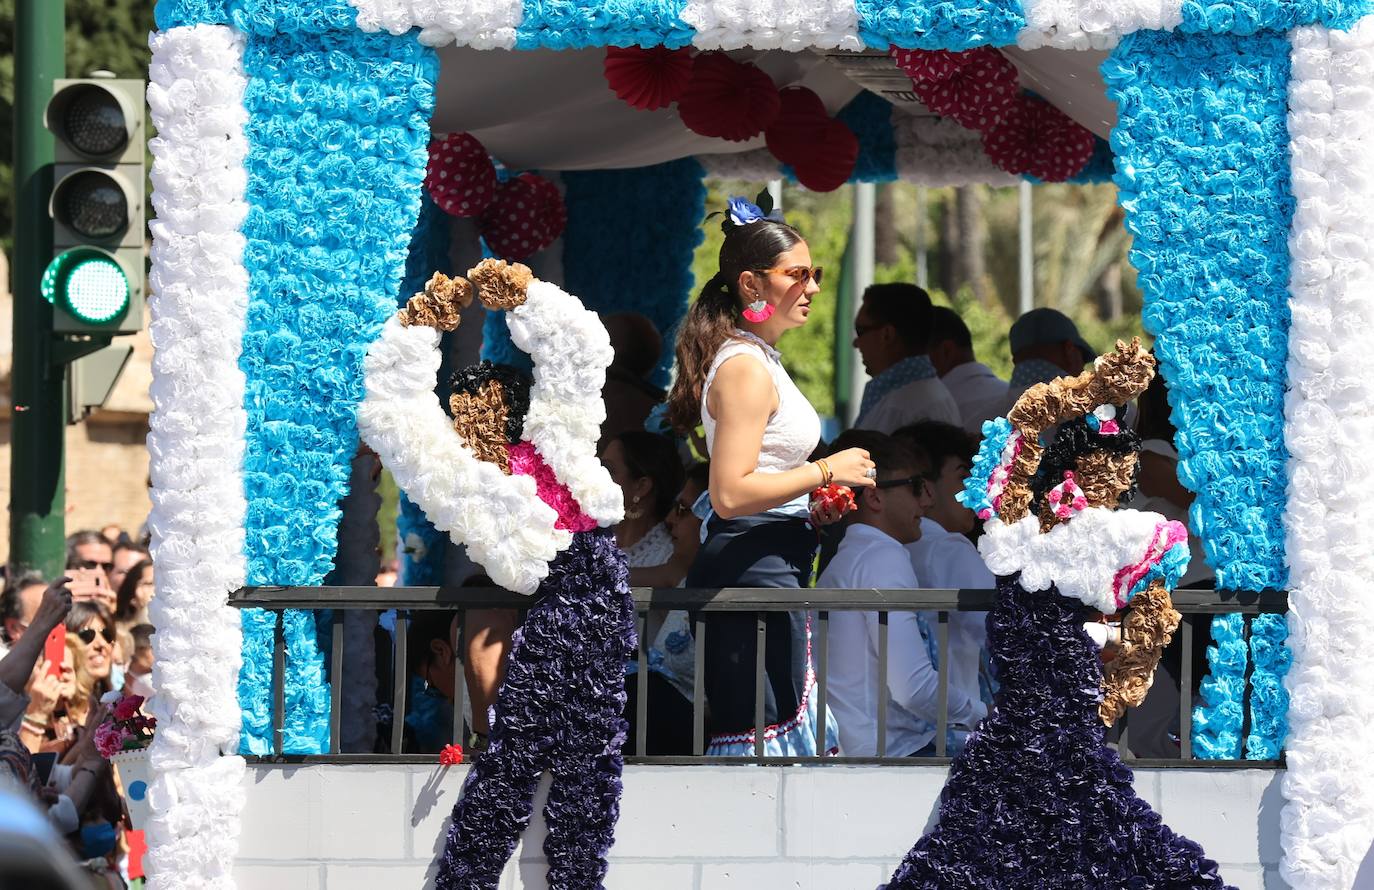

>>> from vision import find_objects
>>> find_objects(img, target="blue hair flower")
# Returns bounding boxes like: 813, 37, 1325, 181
727, 196, 766, 227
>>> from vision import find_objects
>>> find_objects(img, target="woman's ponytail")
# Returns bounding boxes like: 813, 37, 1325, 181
665, 220, 803, 434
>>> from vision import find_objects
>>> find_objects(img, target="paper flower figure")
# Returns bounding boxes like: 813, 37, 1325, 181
603, 46, 694, 111
439, 744, 465, 766
677, 52, 781, 142
792, 117, 859, 193
910, 47, 1021, 132
425, 133, 497, 219
480, 173, 567, 260
982, 94, 1098, 181
765, 86, 829, 167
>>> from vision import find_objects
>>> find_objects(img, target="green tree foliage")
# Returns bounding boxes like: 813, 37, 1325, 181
0, 0, 157, 253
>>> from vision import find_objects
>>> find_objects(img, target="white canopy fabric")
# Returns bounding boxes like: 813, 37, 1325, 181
433, 44, 1113, 171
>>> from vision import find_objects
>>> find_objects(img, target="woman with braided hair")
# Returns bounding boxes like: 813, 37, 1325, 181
358, 260, 635, 889
883, 339, 1232, 888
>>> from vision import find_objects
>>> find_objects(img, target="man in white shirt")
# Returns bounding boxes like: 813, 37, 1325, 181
818, 431, 985, 756
851, 284, 961, 434
893, 421, 996, 726
928, 306, 1009, 436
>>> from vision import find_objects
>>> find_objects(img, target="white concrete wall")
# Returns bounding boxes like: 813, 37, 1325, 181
235, 765, 1287, 890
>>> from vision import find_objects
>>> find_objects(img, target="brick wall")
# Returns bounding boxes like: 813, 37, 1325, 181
235, 764, 1287, 889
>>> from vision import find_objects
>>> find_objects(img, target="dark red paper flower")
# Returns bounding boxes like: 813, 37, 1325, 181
480, 173, 566, 261
982, 94, 1097, 181
910, 46, 1021, 132
439, 744, 464, 766
603, 46, 695, 111
765, 86, 830, 168
890, 46, 978, 83
677, 52, 781, 142
791, 117, 858, 193
426, 133, 498, 219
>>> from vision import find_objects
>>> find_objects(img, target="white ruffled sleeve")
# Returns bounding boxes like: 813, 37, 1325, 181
505, 280, 626, 527
357, 315, 570, 595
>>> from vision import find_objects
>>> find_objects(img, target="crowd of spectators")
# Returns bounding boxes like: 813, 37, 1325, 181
0, 528, 156, 888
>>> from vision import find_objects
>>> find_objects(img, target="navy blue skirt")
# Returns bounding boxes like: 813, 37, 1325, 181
686, 513, 815, 740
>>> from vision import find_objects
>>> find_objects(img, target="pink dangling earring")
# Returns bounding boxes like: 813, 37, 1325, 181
742, 298, 774, 323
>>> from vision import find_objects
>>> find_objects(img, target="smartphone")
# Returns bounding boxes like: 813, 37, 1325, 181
31, 752, 57, 786
44, 625, 65, 676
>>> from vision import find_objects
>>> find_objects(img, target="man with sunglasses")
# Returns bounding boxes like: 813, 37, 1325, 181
817, 431, 985, 757
851, 283, 961, 435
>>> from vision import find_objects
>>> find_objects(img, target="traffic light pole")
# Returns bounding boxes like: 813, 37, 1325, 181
11, 0, 67, 577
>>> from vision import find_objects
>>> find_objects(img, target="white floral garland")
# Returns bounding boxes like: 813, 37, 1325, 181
1017, 0, 1183, 50
506, 280, 625, 527
895, 114, 1018, 186
144, 23, 250, 890
977, 507, 1180, 614
681, 0, 862, 50
347, 0, 522, 48
1280, 17, 1374, 888
357, 316, 571, 595
697, 148, 782, 182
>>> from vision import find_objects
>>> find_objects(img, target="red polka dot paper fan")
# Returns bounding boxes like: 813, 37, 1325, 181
603, 46, 695, 111
982, 95, 1098, 181
677, 52, 782, 142
911, 46, 1020, 132
426, 133, 497, 219
480, 173, 566, 261
792, 117, 858, 193
765, 86, 830, 167
889, 46, 977, 83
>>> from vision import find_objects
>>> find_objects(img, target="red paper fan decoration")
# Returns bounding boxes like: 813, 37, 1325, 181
425, 133, 497, 218
604, 46, 695, 111
677, 52, 782, 142
765, 87, 830, 167
480, 173, 566, 261
910, 47, 1020, 132
792, 118, 859, 193
982, 95, 1097, 181
890, 46, 977, 83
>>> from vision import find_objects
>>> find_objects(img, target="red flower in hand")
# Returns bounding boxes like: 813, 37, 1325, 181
809, 483, 857, 516
439, 744, 465, 766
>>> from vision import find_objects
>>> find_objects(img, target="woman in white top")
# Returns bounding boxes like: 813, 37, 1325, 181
666, 196, 874, 756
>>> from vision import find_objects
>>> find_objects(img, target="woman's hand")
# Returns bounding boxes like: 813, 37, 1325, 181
825, 447, 877, 489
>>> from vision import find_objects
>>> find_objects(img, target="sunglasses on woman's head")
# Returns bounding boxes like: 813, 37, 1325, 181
756, 265, 823, 287
75, 627, 115, 646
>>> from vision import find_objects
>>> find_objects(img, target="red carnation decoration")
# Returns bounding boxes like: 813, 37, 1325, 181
426, 133, 497, 219
603, 46, 695, 111
765, 86, 829, 167
809, 483, 857, 516
677, 52, 781, 142
439, 744, 464, 765
910, 47, 1020, 132
890, 46, 978, 83
791, 118, 858, 193
480, 173, 566, 261
982, 95, 1097, 181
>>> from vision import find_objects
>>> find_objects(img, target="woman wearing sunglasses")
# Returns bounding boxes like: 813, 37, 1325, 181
64, 601, 116, 702
666, 194, 876, 757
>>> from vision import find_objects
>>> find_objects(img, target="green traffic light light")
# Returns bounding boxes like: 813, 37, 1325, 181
40, 247, 130, 326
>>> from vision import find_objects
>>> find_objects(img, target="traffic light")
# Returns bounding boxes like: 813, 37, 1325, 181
43, 77, 144, 336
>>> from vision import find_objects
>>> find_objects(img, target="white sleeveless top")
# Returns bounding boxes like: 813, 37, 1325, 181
701, 331, 822, 475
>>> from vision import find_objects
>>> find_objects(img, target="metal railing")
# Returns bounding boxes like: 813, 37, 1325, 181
227, 586, 1288, 768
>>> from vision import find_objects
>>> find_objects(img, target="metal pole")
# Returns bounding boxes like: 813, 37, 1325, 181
1018, 181, 1033, 315
10, 0, 66, 578
914, 187, 928, 290
847, 183, 876, 425
767, 179, 783, 215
